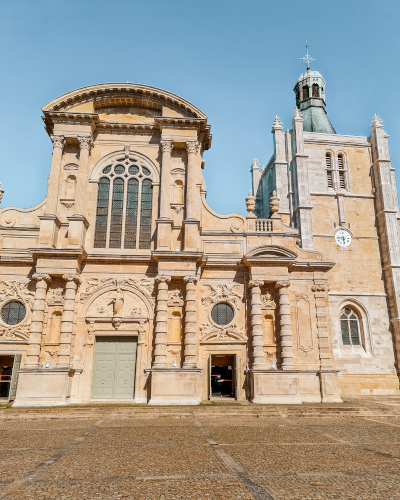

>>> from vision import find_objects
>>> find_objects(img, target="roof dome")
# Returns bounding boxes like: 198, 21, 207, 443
297, 69, 324, 83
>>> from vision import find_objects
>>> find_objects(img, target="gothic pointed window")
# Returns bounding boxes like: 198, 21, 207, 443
340, 307, 361, 346
93, 159, 153, 249
326, 153, 333, 189
312, 84, 319, 97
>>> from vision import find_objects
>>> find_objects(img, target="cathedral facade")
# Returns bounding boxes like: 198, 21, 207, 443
0, 69, 399, 406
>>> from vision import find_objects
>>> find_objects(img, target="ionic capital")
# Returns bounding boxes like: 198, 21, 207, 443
275, 280, 290, 290
50, 135, 65, 150
62, 273, 82, 285
155, 274, 171, 284
32, 273, 52, 283
248, 280, 264, 289
184, 275, 199, 285
186, 141, 199, 155
160, 140, 174, 154
78, 136, 93, 151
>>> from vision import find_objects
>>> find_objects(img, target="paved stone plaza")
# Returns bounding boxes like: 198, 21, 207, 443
0, 398, 400, 499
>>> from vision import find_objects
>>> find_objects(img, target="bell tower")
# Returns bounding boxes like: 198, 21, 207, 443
293, 44, 336, 134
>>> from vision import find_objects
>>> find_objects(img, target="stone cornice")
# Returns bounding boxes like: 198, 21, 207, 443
303, 132, 370, 148
42, 83, 207, 119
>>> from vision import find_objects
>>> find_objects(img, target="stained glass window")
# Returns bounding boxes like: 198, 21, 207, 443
340, 308, 361, 346
94, 160, 153, 249
94, 177, 110, 248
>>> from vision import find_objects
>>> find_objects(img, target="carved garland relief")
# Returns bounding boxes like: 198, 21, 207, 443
0, 280, 34, 341
200, 283, 246, 343
295, 293, 315, 359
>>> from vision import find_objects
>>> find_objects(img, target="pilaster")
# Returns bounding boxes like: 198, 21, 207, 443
291, 109, 313, 249
183, 141, 201, 251
182, 276, 198, 368
157, 140, 174, 250
272, 117, 290, 224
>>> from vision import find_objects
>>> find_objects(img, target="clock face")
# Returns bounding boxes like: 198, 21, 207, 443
335, 229, 352, 247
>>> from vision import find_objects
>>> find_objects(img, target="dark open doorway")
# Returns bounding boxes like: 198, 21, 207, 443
209, 354, 236, 399
0, 355, 21, 402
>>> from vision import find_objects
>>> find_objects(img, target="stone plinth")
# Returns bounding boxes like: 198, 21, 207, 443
148, 369, 202, 405
13, 369, 74, 407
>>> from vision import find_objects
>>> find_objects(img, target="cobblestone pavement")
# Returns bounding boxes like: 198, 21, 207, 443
1, 397, 400, 499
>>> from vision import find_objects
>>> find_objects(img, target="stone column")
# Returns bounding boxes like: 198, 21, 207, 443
159, 141, 174, 219
24, 273, 52, 368
275, 280, 295, 370
153, 275, 171, 368
56, 273, 82, 368
46, 135, 65, 215
73, 136, 93, 217
185, 141, 199, 220
248, 280, 265, 369
183, 276, 198, 368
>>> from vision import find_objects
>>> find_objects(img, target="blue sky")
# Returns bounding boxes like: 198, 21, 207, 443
1, 0, 399, 215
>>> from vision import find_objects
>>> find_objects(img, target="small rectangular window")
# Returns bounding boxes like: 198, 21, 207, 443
327, 171, 333, 189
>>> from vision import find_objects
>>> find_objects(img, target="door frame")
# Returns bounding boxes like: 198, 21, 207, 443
208, 353, 237, 400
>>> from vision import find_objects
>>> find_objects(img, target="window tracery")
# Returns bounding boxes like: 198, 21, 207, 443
94, 159, 153, 249
340, 307, 361, 346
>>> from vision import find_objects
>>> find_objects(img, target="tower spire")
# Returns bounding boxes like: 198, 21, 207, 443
300, 42, 315, 70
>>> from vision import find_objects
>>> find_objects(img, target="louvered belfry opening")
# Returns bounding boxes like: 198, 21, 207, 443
326, 153, 333, 189
338, 154, 346, 189
312, 84, 319, 97
302, 85, 309, 100
93, 158, 153, 249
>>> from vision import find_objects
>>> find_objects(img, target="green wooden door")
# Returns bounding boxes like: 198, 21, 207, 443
92, 336, 137, 399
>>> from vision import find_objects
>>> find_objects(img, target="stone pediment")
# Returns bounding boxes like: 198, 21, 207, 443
243, 245, 298, 264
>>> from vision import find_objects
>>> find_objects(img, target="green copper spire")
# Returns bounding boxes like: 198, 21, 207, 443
294, 45, 336, 134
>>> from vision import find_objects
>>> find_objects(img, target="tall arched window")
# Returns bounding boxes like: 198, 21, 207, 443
340, 307, 361, 346
94, 160, 153, 249
326, 153, 333, 189
302, 85, 309, 100
312, 84, 319, 97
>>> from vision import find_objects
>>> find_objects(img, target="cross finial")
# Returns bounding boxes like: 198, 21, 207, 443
300, 41, 315, 69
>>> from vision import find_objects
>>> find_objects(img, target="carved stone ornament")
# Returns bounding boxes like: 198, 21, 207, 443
295, 293, 309, 302
47, 288, 64, 305
311, 284, 330, 292
0, 183, 4, 204
130, 306, 142, 316
62, 273, 82, 285
62, 202, 74, 210
78, 136, 93, 151
50, 135, 66, 149
204, 344, 243, 351
84, 321, 95, 347
200, 322, 247, 342
155, 275, 171, 284
138, 322, 146, 342
184, 276, 199, 286
170, 205, 184, 214
0, 325, 29, 341
32, 273, 52, 284
186, 141, 199, 155
248, 280, 264, 289
79, 277, 155, 306
261, 293, 276, 309
299, 346, 314, 359
168, 349, 181, 357
202, 283, 242, 309
275, 280, 290, 290
160, 140, 174, 154
167, 289, 184, 306
0, 280, 35, 308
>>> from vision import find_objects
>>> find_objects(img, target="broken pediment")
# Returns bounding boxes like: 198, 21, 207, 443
244, 245, 298, 263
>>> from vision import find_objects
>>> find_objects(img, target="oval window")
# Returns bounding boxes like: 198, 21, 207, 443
211, 303, 234, 326
1, 301, 26, 325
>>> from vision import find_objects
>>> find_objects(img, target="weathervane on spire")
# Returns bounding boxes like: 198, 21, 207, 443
300, 42, 315, 70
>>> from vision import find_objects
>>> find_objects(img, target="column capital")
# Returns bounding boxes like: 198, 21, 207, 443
248, 280, 264, 289
62, 273, 82, 285
77, 136, 93, 151
50, 134, 65, 149
275, 280, 290, 290
160, 140, 174, 154
186, 141, 199, 155
155, 274, 171, 284
184, 275, 198, 285
32, 273, 52, 283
